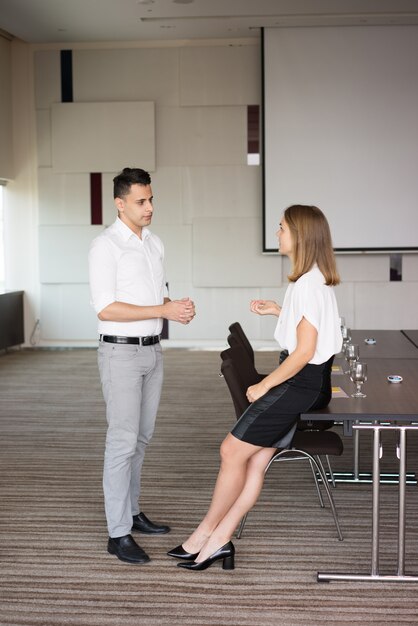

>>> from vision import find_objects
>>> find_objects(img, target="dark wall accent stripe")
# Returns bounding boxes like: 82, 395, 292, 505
247, 104, 260, 155
60, 50, 73, 102
90, 173, 102, 225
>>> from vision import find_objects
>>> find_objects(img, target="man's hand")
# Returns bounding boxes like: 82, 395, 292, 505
163, 297, 196, 325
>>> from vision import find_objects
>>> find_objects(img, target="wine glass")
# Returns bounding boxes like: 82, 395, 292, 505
350, 361, 368, 398
344, 343, 359, 374
341, 325, 351, 346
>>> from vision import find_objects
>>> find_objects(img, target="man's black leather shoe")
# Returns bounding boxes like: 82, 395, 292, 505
132, 512, 171, 535
107, 534, 151, 564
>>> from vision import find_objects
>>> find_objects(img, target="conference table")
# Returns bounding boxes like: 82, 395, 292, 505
347, 329, 418, 359
402, 329, 418, 349
333, 330, 418, 484
302, 355, 418, 583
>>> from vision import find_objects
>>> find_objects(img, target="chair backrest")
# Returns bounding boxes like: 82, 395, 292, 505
220, 357, 251, 419
220, 345, 261, 419
228, 322, 254, 364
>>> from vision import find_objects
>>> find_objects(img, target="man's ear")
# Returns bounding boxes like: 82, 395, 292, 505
114, 197, 124, 212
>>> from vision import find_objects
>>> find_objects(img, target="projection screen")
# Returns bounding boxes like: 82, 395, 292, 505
263, 26, 418, 252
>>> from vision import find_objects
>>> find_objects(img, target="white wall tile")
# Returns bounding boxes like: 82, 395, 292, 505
102, 172, 118, 226
402, 253, 418, 281
157, 106, 247, 166
193, 217, 283, 287
151, 223, 192, 284
38, 168, 90, 225
182, 165, 261, 223
73, 48, 180, 106
148, 167, 184, 226
40, 284, 98, 340
334, 282, 356, 329
166, 282, 260, 341
51, 102, 155, 173
36, 110, 52, 167
39, 225, 104, 283
355, 282, 418, 329
34, 50, 60, 110
337, 253, 389, 282
180, 45, 260, 106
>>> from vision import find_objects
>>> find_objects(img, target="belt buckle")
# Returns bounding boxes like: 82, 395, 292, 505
142, 336, 152, 346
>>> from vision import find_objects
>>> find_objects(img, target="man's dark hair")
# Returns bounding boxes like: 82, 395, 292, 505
113, 168, 151, 199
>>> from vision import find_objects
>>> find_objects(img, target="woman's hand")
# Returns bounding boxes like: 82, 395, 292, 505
246, 381, 269, 403
250, 299, 281, 317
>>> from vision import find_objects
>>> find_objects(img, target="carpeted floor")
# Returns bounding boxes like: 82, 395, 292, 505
1, 347, 418, 626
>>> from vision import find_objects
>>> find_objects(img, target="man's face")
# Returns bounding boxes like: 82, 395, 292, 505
116, 184, 153, 234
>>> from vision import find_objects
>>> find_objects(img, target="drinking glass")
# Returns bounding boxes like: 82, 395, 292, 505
350, 361, 368, 398
341, 325, 351, 345
344, 343, 359, 374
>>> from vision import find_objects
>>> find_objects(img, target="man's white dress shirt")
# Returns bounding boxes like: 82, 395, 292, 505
89, 217, 167, 337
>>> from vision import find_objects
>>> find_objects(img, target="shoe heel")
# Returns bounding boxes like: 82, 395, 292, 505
222, 555, 235, 570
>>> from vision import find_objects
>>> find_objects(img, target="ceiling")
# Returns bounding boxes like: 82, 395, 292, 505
1, 0, 418, 44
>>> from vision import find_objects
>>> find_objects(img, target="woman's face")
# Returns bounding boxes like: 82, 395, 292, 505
276, 217, 293, 257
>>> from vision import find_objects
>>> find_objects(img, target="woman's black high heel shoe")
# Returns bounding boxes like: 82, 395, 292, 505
167, 544, 199, 561
177, 541, 235, 571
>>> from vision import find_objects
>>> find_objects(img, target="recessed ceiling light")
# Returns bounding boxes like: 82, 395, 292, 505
173, 0, 194, 4
137, 0, 154, 5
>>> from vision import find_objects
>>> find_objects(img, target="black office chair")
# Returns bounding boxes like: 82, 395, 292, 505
227, 321, 336, 436
220, 346, 344, 541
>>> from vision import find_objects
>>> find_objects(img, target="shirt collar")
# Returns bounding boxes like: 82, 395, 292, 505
114, 217, 150, 242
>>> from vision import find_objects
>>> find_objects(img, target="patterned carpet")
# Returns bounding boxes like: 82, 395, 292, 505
1, 347, 418, 626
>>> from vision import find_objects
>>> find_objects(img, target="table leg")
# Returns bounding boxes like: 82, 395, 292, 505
397, 429, 406, 576
317, 424, 418, 583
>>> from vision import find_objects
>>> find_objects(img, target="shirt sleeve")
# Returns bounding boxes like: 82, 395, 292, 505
88, 237, 117, 314
291, 279, 324, 332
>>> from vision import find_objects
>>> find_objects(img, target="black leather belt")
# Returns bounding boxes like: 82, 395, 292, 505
100, 334, 160, 346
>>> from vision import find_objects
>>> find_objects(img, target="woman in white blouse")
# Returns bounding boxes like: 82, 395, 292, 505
168, 205, 342, 571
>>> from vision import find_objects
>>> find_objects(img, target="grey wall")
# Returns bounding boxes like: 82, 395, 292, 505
4, 37, 418, 345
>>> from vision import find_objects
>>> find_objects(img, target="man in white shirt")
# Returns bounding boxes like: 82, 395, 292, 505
89, 167, 195, 564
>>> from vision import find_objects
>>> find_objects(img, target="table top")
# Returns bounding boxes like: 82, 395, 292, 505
346, 330, 418, 359
302, 358, 418, 422
401, 330, 418, 349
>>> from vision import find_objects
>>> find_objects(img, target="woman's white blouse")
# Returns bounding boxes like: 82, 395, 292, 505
274, 266, 342, 364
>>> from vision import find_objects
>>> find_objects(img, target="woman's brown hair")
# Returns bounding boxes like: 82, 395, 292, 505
284, 205, 340, 286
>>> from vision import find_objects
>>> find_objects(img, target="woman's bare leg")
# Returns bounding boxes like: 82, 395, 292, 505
195, 446, 276, 562
182, 434, 264, 554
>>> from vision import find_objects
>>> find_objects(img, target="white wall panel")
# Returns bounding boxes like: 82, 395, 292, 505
36, 110, 52, 167
193, 217, 282, 287
166, 282, 259, 341
73, 48, 180, 106
51, 102, 155, 173
337, 254, 388, 282
38, 168, 90, 225
34, 50, 60, 109
180, 45, 260, 106
334, 283, 355, 329
148, 167, 184, 226
355, 283, 418, 329
151, 223, 192, 284
157, 106, 247, 166
182, 165, 261, 223
39, 225, 104, 283
402, 254, 418, 282
40, 284, 97, 340
102, 172, 117, 226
